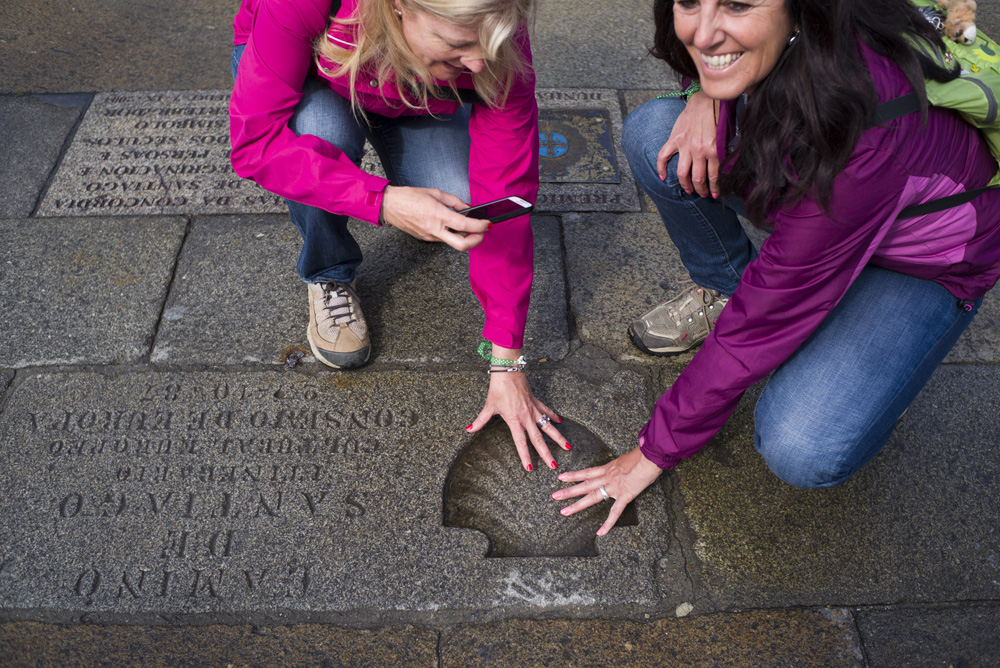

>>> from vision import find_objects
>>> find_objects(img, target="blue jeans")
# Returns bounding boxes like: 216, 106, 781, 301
232, 44, 471, 283
623, 97, 981, 488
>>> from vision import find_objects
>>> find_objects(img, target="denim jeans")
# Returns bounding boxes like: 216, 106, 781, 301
622, 96, 981, 488
232, 44, 471, 283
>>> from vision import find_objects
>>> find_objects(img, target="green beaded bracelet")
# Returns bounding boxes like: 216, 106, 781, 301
657, 80, 701, 102
477, 341, 526, 369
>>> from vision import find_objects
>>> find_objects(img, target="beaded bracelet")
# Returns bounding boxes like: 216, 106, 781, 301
657, 80, 701, 102
477, 341, 526, 373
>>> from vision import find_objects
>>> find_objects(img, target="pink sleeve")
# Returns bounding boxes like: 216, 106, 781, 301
228, 0, 389, 224
466, 29, 540, 349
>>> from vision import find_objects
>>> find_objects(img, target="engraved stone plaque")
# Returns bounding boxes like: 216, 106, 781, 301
535, 89, 640, 213
39, 89, 640, 218
37, 91, 283, 218
446, 419, 637, 558
538, 109, 619, 184
0, 368, 668, 620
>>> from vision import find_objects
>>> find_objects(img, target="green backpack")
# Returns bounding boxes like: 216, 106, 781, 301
875, 0, 1000, 216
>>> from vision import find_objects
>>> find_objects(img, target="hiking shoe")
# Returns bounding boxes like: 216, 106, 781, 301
628, 283, 728, 356
306, 281, 371, 369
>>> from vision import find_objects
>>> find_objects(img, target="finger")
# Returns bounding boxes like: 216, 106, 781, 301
465, 407, 493, 434
707, 157, 721, 199
508, 427, 534, 472
527, 425, 557, 470
551, 479, 602, 502
675, 151, 694, 194
690, 157, 709, 198
540, 421, 571, 450
657, 140, 677, 181
596, 499, 628, 536
555, 464, 607, 485
558, 489, 604, 517
439, 228, 485, 252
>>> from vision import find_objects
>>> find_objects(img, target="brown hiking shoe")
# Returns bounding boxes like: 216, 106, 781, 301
306, 281, 371, 369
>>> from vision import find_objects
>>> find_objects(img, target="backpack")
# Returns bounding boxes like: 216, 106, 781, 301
874, 0, 1000, 217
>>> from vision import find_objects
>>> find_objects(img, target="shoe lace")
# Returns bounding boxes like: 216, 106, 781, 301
319, 282, 358, 326
665, 282, 724, 325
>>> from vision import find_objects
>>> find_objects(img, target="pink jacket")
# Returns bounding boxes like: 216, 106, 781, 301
230, 0, 539, 348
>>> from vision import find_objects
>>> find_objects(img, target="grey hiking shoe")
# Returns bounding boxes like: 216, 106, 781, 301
628, 283, 728, 356
307, 281, 371, 369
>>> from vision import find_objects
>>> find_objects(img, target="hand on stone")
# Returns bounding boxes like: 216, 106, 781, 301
466, 351, 570, 472
658, 91, 720, 199
552, 444, 663, 536
380, 185, 489, 251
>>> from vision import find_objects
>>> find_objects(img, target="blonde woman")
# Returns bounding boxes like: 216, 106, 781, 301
230, 0, 570, 470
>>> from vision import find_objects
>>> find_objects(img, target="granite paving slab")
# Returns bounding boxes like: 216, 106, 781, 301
854, 604, 1000, 668
0, 216, 186, 368
0, 621, 438, 668
945, 290, 1000, 363
0, 0, 235, 94
0, 94, 89, 219
440, 609, 864, 667
673, 365, 1000, 610
39, 89, 641, 218
563, 212, 692, 366
150, 215, 305, 367
0, 366, 669, 623
152, 215, 568, 366
532, 0, 672, 90
36, 91, 284, 218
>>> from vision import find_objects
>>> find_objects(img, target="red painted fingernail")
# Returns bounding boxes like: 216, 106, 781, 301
487, 222, 493, 229
564, 443, 572, 451
556, 415, 564, 423
465, 424, 473, 431
526, 464, 533, 472
549, 460, 558, 469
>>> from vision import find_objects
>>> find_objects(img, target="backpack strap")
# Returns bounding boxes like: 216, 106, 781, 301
873, 92, 999, 219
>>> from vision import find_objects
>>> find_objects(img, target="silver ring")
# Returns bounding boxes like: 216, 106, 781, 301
537, 415, 551, 428
598, 485, 609, 501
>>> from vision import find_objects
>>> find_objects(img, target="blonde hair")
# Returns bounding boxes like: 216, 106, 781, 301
315, 0, 534, 112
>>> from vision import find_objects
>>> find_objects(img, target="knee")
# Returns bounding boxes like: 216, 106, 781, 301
754, 416, 857, 489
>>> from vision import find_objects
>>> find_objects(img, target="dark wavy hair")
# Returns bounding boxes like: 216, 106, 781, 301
651, 0, 957, 223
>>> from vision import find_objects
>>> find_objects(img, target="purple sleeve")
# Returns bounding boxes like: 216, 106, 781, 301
640, 141, 911, 469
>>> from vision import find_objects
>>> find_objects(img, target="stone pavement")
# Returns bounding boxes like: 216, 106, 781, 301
1, 0, 999, 665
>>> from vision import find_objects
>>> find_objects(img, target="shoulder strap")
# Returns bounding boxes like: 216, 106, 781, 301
873, 93, 998, 219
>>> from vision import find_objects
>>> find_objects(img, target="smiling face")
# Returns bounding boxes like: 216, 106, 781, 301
673, 0, 795, 99
396, 3, 486, 81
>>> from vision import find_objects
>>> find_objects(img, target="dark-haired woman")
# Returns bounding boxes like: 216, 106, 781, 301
554, 0, 1000, 532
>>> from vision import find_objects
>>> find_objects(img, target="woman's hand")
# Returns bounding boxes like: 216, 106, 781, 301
466, 346, 571, 472
657, 91, 720, 198
380, 185, 490, 251
552, 443, 663, 536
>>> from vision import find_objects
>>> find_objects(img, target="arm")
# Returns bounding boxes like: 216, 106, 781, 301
229, 0, 388, 224
559, 141, 912, 528
464, 35, 571, 467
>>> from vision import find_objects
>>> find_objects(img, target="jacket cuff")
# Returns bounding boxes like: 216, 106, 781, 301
638, 421, 681, 470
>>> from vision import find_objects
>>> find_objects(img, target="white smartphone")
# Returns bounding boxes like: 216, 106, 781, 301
460, 195, 534, 223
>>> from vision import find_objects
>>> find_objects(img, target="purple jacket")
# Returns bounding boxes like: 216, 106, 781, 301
230, 0, 539, 349
640, 43, 1000, 470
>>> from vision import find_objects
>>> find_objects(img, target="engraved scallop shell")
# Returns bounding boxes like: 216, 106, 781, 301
444, 419, 636, 557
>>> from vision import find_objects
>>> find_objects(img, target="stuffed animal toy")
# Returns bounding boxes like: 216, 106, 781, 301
936, 0, 977, 45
